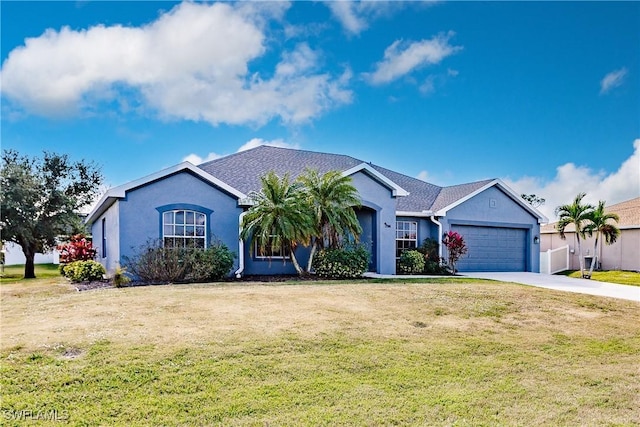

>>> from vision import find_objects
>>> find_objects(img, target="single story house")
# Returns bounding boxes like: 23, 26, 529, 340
541, 197, 640, 272
86, 146, 547, 276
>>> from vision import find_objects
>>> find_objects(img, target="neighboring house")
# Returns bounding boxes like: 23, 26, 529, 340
541, 197, 640, 272
1, 241, 59, 266
86, 146, 547, 276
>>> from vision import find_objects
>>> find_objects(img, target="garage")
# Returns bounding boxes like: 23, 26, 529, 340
451, 225, 527, 272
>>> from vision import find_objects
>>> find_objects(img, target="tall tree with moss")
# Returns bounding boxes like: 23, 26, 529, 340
240, 171, 315, 275
555, 193, 594, 278
298, 169, 362, 272
1, 150, 103, 278
584, 200, 620, 278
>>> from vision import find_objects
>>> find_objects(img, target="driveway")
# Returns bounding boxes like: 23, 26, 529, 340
461, 272, 640, 302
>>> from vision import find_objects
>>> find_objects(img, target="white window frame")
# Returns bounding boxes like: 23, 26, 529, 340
254, 236, 290, 259
396, 220, 418, 258
162, 210, 207, 249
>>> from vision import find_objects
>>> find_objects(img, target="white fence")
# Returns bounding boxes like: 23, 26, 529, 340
540, 245, 569, 275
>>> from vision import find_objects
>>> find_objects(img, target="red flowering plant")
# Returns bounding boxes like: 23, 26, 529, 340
442, 231, 468, 274
57, 234, 97, 264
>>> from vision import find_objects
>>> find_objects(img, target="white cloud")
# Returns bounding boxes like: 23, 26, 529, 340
182, 152, 223, 165
0, 2, 351, 125
364, 32, 462, 85
237, 138, 300, 152
600, 67, 628, 94
416, 170, 430, 182
184, 138, 299, 165
325, 1, 407, 35
504, 139, 640, 221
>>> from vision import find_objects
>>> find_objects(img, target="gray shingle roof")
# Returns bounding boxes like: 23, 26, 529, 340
198, 145, 497, 213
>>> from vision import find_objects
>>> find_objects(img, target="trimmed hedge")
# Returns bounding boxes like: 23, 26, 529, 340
312, 245, 369, 279
398, 250, 425, 275
60, 260, 106, 282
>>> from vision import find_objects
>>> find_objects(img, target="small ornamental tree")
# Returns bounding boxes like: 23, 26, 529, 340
57, 234, 97, 263
442, 231, 468, 274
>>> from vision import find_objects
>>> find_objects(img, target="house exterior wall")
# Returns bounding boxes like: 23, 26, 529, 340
91, 200, 121, 274
242, 170, 399, 275
440, 186, 541, 272
541, 227, 640, 272
117, 171, 242, 275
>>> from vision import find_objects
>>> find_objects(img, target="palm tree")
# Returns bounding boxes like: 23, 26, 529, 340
584, 200, 620, 277
240, 171, 315, 275
555, 193, 594, 278
298, 169, 362, 272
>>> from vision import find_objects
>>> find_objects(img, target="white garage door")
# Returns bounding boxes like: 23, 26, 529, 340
451, 225, 527, 272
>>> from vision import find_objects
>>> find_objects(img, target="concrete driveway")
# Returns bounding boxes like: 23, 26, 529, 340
462, 272, 640, 302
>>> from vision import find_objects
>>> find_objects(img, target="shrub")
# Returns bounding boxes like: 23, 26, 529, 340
112, 265, 131, 288
398, 250, 425, 274
62, 260, 106, 282
312, 244, 369, 279
57, 234, 97, 263
443, 231, 468, 274
124, 240, 235, 284
185, 244, 235, 283
416, 238, 449, 275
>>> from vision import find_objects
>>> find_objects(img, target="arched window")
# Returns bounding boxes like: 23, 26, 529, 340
163, 210, 206, 248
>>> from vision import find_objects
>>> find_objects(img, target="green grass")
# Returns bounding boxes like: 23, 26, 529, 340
560, 270, 640, 286
0, 264, 61, 284
2, 277, 639, 425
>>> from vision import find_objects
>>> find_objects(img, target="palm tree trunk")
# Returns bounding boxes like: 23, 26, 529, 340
290, 248, 305, 276
587, 233, 600, 278
306, 240, 318, 273
576, 235, 585, 278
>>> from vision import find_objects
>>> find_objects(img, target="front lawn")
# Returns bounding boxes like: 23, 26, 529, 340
0, 263, 61, 284
2, 277, 638, 425
560, 270, 640, 286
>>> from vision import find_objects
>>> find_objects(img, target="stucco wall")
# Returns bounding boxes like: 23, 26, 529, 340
541, 228, 640, 272
242, 170, 399, 275
441, 186, 541, 272
91, 200, 121, 274
118, 171, 242, 274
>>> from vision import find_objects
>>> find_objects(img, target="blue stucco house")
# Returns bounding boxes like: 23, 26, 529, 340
86, 146, 547, 276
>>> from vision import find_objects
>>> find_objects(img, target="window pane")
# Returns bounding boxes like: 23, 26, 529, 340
164, 212, 173, 224
195, 226, 205, 237
186, 211, 194, 224
186, 225, 195, 236
195, 239, 205, 249
175, 211, 185, 225
175, 225, 184, 236
196, 213, 205, 225
164, 225, 173, 236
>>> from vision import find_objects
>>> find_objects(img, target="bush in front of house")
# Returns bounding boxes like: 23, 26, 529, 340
185, 243, 236, 282
398, 250, 425, 275
312, 244, 369, 279
124, 240, 235, 284
416, 238, 449, 275
61, 260, 106, 282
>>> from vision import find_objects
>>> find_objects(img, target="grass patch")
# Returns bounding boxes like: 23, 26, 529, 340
560, 270, 640, 286
0, 264, 61, 284
2, 278, 639, 425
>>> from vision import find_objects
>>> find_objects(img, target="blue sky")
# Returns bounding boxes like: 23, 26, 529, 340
1, 1, 638, 220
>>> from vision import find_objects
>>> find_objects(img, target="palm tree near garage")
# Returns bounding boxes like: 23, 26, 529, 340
240, 171, 315, 275
298, 168, 362, 272
583, 200, 620, 278
555, 193, 594, 278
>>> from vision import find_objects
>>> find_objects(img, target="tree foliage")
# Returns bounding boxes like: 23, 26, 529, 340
521, 193, 545, 208
0, 150, 103, 278
555, 193, 594, 278
583, 200, 620, 277
442, 231, 468, 274
240, 171, 315, 275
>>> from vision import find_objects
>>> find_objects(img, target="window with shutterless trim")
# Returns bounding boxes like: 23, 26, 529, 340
396, 220, 418, 258
162, 210, 207, 249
